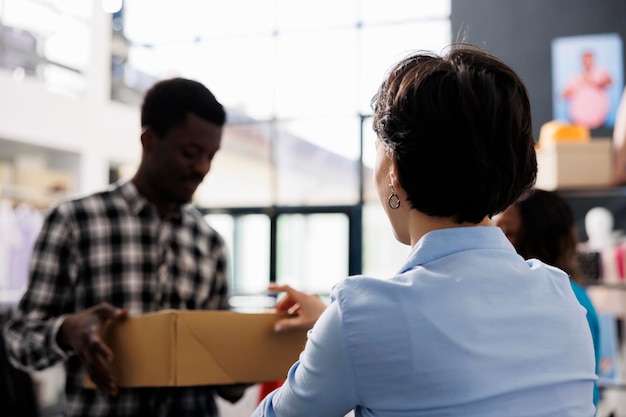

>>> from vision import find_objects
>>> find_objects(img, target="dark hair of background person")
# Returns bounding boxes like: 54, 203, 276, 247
141, 77, 227, 137
514, 189, 583, 283
371, 45, 537, 224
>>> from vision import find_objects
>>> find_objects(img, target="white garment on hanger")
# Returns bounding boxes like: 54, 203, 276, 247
9, 203, 43, 291
0, 200, 22, 294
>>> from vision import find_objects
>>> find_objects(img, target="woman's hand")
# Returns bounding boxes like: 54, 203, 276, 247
268, 284, 327, 332
58, 302, 128, 396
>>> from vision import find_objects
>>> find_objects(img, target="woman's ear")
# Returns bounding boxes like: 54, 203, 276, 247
389, 158, 401, 190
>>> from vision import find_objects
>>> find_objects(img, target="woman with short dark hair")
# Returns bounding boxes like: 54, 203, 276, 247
254, 45, 596, 417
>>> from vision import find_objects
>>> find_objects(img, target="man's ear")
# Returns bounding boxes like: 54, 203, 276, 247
140, 127, 155, 152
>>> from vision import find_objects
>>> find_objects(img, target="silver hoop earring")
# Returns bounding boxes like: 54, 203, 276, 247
388, 184, 400, 209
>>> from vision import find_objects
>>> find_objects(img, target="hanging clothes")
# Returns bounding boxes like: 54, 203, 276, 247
0, 200, 43, 304
0, 200, 22, 293
8, 204, 43, 290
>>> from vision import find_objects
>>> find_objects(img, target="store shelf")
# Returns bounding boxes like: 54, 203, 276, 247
557, 186, 626, 199
583, 282, 626, 290
600, 381, 626, 390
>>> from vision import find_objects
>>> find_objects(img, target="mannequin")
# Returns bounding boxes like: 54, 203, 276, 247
585, 206, 615, 251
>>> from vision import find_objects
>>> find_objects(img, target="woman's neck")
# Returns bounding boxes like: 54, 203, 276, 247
408, 212, 490, 247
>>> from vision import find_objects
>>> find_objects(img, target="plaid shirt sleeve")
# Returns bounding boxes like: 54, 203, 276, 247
208, 229, 230, 311
3, 203, 78, 371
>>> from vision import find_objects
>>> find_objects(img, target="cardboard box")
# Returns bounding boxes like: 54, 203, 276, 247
85, 310, 308, 388
14, 167, 72, 193
535, 138, 613, 190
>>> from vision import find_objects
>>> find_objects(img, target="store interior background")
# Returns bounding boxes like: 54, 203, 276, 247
1, 0, 626, 416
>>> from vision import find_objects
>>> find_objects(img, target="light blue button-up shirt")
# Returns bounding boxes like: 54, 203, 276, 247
252, 226, 597, 417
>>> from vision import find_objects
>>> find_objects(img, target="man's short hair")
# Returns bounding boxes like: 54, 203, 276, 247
141, 77, 226, 137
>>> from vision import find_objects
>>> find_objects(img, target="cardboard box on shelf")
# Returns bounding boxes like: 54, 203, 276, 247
14, 167, 72, 194
84, 310, 308, 388
535, 138, 613, 190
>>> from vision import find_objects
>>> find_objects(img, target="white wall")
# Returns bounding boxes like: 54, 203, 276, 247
0, 74, 142, 194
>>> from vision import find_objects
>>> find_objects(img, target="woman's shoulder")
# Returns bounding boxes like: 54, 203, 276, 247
331, 274, 421, 313
333, 274, 409, 294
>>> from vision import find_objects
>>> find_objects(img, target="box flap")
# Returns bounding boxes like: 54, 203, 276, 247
174, 311, 307, 385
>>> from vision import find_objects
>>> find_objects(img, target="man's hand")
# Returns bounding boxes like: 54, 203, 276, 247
58, 302, 128, 396
269, 284, 327, 332
215, 383, 252, 403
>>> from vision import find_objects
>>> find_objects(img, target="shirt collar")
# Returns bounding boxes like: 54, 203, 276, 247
397, 226, 516, 274
116, 179, 188, 222
116, 180, 151, 215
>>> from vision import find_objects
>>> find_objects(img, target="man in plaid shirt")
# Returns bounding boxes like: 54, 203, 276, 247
3, 78, 248, 416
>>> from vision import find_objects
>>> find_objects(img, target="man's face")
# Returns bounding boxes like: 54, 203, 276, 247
147, 113, 222, 205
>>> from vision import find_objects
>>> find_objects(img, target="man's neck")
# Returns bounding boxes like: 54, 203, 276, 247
131, 176, 180, 220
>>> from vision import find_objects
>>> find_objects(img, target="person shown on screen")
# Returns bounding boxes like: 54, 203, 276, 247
493, 188, 601, 407
3, 78, 248, 417
612, 86, 626, 184
562, 50, 613, 129
253, 45, 597, 417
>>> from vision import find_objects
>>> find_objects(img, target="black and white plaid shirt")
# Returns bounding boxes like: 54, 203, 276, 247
4, 180, 230, 417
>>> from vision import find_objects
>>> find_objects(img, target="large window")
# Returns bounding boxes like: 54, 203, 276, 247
114, 0, 451, 296
0, 0, 93, 94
